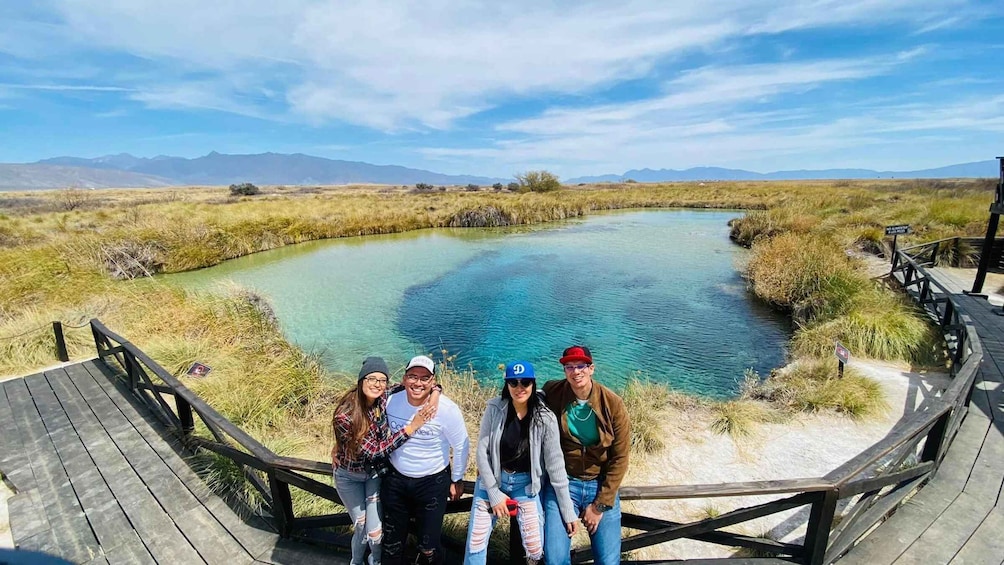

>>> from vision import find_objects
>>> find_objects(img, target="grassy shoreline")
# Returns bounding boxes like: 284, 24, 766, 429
1, 180, 991, 446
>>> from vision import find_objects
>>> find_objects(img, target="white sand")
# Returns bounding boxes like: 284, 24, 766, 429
619, 359, 949, 560
0, 478, 12, 549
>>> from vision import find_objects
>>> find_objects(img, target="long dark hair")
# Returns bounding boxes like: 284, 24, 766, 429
500, 380, 549, 423
332, 385, 370, 457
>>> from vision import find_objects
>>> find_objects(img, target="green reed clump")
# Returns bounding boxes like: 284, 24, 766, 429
620, 378, 695, 452
745, 232, 869, 316
710, 400, 776, 438
791, 288, 943, 365
749, 359, 888, 419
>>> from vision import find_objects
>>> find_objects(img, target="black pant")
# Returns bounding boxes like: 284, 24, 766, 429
381, 466, 451, 565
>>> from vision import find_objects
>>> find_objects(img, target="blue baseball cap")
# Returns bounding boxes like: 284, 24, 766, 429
505, 361, 536, 380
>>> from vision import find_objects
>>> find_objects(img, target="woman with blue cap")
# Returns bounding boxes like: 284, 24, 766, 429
464, 361, 578, 565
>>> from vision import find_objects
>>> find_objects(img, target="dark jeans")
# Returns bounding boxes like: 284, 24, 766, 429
380, 466, 451, 565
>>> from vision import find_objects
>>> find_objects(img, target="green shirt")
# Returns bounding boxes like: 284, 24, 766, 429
567, 399, 599, 447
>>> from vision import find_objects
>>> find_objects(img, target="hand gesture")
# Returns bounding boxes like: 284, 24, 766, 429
565, 520, 579, 538
450, 480, 465, 501
491, 501, 509, 520
581, 503, 604, 535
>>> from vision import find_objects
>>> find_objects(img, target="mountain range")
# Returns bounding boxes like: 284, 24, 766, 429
564, 160, 1000, 184
0, 152, 998, 190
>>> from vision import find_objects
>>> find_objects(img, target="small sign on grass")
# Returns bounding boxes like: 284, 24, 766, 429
186, 362, 211, 378
834, 342, 850, 378
884, 224, 911, 236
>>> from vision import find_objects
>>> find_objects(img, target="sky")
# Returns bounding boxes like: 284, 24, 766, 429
1, 1, 1002, 178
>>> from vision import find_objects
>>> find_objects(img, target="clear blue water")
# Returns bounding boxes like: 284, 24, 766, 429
162, 210, 790, 398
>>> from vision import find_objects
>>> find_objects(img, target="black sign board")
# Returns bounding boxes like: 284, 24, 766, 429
834, 342, 850, 364
186, 362, 211, 378
885, 224, 911, 236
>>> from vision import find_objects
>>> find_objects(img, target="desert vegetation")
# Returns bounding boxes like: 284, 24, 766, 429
0, 179, 992, 539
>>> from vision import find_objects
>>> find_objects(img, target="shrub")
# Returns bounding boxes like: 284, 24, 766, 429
506, 182, 520, 192
515, 170, 561, 193
465, 183, 480, 192
749, 359, 889, 419
745, 232, 869, 316
56, 188, 92, 210
229, 183, 260, 196
492, 183, 504, 191
415, 183, 434, 191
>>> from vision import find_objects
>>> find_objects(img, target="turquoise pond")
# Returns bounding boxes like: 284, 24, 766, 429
162, 210, 791, 398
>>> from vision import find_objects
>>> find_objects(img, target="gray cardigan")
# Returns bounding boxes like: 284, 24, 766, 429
475, 396, 577, 524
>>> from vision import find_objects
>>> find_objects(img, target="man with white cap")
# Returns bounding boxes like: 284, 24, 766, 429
382, 355, 470, 565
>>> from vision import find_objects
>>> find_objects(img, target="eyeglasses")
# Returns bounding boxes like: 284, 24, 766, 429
363, 376, 388, 386
506, 378, 535, 388
404, 373, 434, 383
563, 363, 591, 372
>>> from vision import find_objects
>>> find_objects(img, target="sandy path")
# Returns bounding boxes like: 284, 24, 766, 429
620, 359, 949, 559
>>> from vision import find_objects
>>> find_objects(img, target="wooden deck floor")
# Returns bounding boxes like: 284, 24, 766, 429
838, 273, 1004, 565
0, 359, 344, 564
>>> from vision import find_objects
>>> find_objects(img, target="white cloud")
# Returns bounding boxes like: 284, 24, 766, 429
10, 0, 978, 131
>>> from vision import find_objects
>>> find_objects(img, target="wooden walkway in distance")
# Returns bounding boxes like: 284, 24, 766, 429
838, 270, 1004, 565
0, 358, 344, 564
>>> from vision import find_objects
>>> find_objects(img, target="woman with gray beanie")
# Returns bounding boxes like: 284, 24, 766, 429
332, 356, 438, 565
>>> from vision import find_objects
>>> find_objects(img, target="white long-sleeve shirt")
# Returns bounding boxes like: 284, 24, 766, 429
386, 391, 470, 481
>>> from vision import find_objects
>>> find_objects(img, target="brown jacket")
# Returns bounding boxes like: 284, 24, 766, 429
542, 379, 631, 507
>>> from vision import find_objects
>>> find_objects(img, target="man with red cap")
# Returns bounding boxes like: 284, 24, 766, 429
540, 345, 630, 565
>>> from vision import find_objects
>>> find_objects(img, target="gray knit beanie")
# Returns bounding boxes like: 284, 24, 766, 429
358, 356, 390, 382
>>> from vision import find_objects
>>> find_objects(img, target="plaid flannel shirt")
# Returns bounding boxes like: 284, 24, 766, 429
333, 392, 410, 475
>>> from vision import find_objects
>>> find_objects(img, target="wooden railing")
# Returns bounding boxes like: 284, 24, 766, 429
87, 241, 983, 565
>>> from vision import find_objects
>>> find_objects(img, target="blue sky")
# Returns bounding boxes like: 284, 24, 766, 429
1, 1, 1002, 178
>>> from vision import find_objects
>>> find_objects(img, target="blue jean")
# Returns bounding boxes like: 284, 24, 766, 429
334, 468, 382, 565
542, 477, 621, 565
464, 472, 544, 565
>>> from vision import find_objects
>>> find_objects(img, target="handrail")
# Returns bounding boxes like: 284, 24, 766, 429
85, 238, 987, 564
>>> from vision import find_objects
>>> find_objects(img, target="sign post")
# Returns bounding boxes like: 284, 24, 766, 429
834, 341, 850, 378
885, 224, 911, 261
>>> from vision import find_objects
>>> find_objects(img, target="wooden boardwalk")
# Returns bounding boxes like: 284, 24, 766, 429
839, 272, 1004, 565
0, 359, 344, 564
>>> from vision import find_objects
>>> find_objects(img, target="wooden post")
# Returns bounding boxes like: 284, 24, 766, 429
838, 361, 845, 379
268, 472, 295, 538
177, 397, 195, 435
52, 321, 69, 362
804, 489, 839, 565
891, 233, 898, 262
921, 410, 950, 472
973, 214, 999, 294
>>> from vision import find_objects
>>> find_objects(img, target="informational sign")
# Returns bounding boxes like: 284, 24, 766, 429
834, 342, 850, 364
885, 224, 911, 236
186, 362, 211, 378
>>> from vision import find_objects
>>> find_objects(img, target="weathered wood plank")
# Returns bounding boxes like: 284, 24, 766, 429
85, 359, 214, 502
74, 360, 260, 563
6, 489, 52, 547
83, 360, 286, 558
39, 368, 137, 554
255, 537, 352, 565
55, 363, 207, 564
0, 382, 36, 494
892, 491, 994, 564
98, 530, 157, 565
6, 375, 101, 563
961, 417, 1004, 499
949, 506, 1004, 565
836, 408, 991, 565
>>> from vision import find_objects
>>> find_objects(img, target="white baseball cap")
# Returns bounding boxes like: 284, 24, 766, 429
405, 355, 435, 375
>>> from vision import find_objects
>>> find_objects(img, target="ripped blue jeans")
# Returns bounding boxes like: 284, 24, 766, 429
335, 468, 383, 565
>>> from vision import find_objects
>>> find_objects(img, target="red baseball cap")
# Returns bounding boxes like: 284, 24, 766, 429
559, 345, 593, 365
